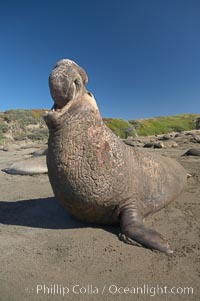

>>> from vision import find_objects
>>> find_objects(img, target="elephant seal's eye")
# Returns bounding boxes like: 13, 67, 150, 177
74, 79, 80, 90
87, 91, 93, 98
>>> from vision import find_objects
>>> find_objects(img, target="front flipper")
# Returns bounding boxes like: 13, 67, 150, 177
119, 207, 173, 254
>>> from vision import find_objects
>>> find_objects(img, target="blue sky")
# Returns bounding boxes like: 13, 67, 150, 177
0, 0, 200, 119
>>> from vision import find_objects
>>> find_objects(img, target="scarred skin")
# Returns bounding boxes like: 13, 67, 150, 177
44, 59, 187, 254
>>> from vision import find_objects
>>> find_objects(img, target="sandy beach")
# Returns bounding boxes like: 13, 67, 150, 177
0, 140, 199, 301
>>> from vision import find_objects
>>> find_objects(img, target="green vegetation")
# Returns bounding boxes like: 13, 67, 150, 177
0, 110, 199, 144
0, 123, 9, 139
0, 109, 48, 143
4, 109, 46, 127
103, 118, 136, 139
27, 128, 49, 140
104, 114, 199, 138
129, 114, 197, 136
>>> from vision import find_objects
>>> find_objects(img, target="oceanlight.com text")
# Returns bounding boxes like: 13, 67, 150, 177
25, 283, 194, 297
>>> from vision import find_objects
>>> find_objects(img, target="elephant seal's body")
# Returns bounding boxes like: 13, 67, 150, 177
44, 59, 187, 254
182, 148, 200, 156
3, 156, 47, 175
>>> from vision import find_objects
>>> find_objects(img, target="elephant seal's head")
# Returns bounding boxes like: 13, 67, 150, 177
49, 59, 88, 110
45, 59, 99, 128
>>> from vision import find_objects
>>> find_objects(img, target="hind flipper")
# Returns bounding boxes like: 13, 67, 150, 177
119, 206, 173, 254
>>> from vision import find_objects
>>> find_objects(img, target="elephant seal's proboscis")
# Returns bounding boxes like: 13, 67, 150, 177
44, 59, 187, 254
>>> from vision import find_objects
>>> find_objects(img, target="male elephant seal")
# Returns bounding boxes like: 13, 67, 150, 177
44, 59, 187, 254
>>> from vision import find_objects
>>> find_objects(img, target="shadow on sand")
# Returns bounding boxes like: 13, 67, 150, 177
0, 197, 119, 234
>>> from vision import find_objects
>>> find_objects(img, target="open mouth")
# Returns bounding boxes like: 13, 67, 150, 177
50, 98, 72, 114
51, 104, 61, 112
